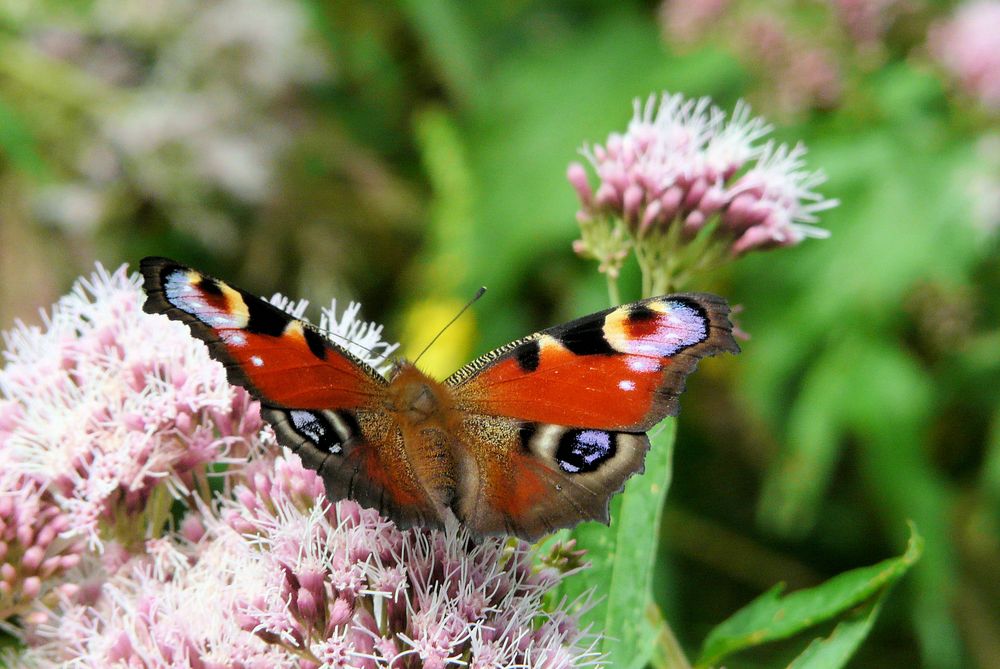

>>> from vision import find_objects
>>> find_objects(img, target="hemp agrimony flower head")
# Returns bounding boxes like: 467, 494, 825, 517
569, 92, 838, 296
0, 264, 263, 554
21, 450, 602, 668
3, 264, 602, 666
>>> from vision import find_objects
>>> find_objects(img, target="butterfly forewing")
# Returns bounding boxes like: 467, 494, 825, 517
140, 257, 446, 529
447, 293, 739, 431
445, 294, 738, 538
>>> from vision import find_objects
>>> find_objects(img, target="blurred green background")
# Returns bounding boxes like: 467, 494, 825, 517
2, 1, 999, 667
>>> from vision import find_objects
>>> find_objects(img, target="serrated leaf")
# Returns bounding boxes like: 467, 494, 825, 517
696, 523, 923, 667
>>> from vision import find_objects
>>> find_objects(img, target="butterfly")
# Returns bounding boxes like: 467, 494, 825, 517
140, 257, 739, 540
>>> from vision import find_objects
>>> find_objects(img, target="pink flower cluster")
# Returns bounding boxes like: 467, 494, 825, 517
929, 0, 1000, 112
737, 16, 842, 118
222, 450, 598, 667
0, 474, 83, 622
831, 0, 904, 50
569, 92, 837, 288
2, 264, 602, 667
23, 450, 600, 668
0, 264, 261, 553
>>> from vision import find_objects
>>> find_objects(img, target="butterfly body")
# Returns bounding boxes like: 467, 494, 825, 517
141, 257, 738, 540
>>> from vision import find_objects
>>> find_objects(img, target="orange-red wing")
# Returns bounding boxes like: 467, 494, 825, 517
452, 415, 650, 541
140, 257, 385, 409
141, 258, 446, 527
447, 293, 739, 432
264, 406, 446, 530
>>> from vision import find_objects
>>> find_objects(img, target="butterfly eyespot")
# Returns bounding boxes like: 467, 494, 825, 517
555, 429, 616, 474
289, 410, 343, 454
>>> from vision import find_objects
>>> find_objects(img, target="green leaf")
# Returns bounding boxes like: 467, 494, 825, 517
561, 420, 677, 669
696, 523, 923, 667
787, 593, 887, 669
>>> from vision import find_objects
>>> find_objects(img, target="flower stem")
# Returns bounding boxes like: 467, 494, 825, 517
606, 272, 621, 306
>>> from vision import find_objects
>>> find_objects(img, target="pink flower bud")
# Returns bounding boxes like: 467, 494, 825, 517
328, 596, 353, 627
296, 587, 320, 622
180, 514, 206, 543
683, 210, 706, 236
40, 556, 62, 578
684, 177, 709, 210
16, 524, 34, 547
731, 225, 777, 255
60, 553, 82, 570
659, 185, 684, 222
236, 488, 258, 512
22, 575, 41, 598
22, 545, 45, 572
123, 412, 145, 432
594, 182, 619, 208
24, 610, 47, 625
566, 162, 593, 206
623, 185, 643, 222
108, 631, 133, 662
640, 199, 663, 235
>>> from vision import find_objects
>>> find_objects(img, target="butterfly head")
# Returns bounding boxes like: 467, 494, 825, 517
385, 360, 448, 425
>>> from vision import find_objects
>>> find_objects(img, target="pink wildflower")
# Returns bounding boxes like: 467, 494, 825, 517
658, 0, 732, 46
0, 263, 261, 553
928, 1, 1000, 112
7, 264, 602, 667
737, 16, 842, 117
570, 92, 837, 292
224, 450, 602, 667
0, 473, 83, 621
831, 0, 905, 51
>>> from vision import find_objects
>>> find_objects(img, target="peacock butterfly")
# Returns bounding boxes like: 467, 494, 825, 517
140, 257, 739, 540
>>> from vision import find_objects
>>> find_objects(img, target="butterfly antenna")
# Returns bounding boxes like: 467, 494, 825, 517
413, 287, 487, 366
321, 328, 379, 357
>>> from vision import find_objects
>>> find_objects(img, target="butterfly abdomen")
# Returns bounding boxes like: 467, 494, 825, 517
385, 362, 460, 509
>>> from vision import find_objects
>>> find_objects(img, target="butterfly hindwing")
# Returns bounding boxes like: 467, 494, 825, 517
140, 257, 445, 528
263, 406, 445, 530
453, 415, 649, 539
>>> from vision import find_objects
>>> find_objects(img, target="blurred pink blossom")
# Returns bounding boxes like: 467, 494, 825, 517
739, 16, 842, 117
831, 0, 905, 50
0, 473, 83, 621
659, 0, 731, 46
928, 0, 1000, 111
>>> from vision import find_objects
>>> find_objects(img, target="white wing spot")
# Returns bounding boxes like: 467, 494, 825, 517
222, 331, 247, 346
618, 379, 636, 391
626, 355, 659, 372
250, 355, 264, 367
